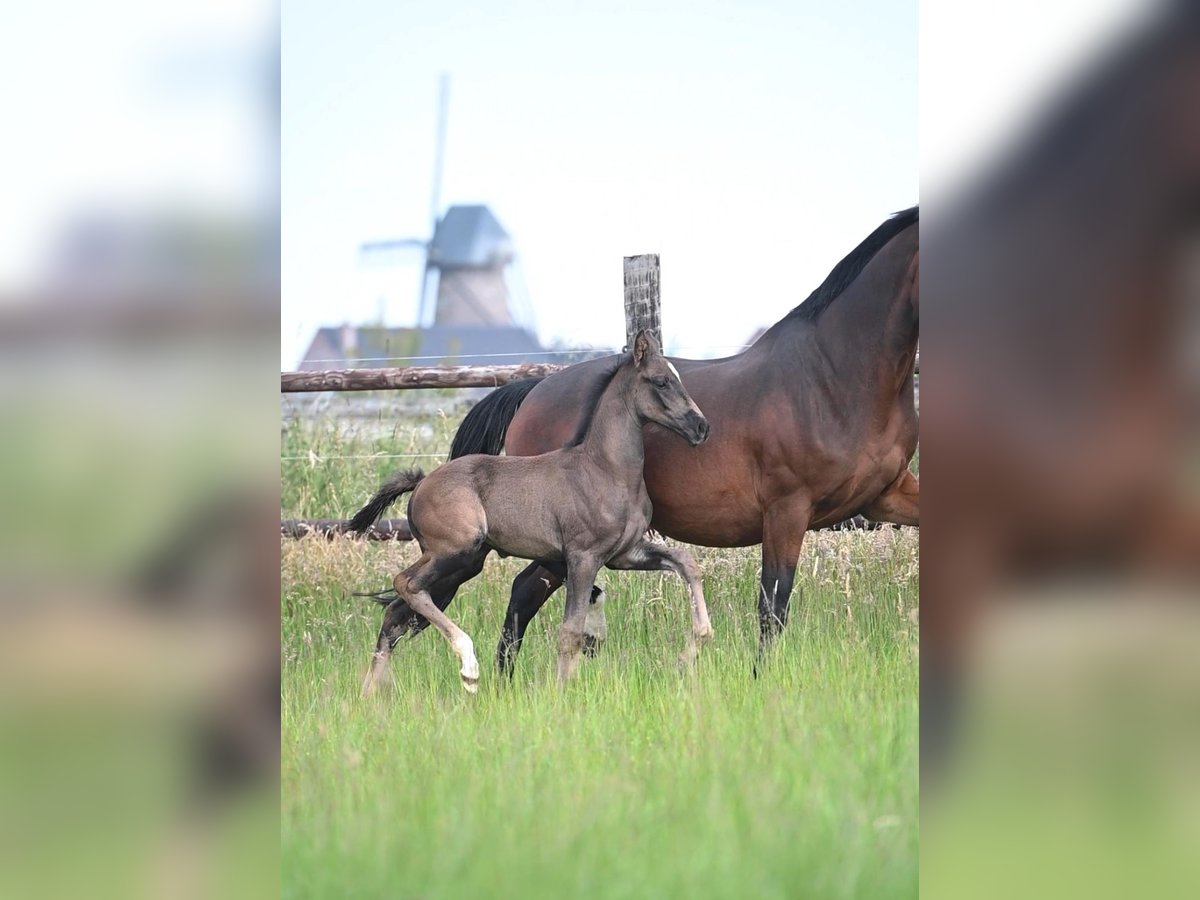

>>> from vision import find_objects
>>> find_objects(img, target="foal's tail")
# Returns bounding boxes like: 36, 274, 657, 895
347, 468, 425, 534
449, 377, 543, 459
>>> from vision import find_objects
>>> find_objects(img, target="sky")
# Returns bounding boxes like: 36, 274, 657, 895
282, 0, 916, 368
0, 0, 1149, 372
0, 0, 274, 295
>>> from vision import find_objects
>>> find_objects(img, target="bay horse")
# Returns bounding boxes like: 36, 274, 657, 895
450, 206, 919, 674
348, 331, 711, 693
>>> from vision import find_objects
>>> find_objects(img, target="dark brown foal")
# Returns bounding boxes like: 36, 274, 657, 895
348, 332, 712, 693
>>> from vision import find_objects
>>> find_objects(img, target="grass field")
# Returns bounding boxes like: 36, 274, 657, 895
281, 406, 919, 899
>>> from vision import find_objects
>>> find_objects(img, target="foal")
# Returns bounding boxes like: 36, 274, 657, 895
348, 331, 712, 693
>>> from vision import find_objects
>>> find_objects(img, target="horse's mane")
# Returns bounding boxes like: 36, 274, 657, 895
562, 356, 627, 449
785, 206, 919, 322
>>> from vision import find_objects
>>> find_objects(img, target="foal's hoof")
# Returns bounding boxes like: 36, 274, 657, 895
581, 634, 603, 658
459, 656, 481, 694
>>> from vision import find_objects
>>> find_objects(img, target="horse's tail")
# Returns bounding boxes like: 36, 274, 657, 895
347, 468, 425, 534
352, 588, 397, 606
449, 377, 543, 459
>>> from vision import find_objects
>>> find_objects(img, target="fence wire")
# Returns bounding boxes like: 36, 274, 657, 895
299, 345, 753, 366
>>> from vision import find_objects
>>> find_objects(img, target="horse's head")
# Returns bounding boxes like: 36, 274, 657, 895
629, 330, 709, 446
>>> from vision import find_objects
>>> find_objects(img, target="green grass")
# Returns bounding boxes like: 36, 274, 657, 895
281, 410, 919, 899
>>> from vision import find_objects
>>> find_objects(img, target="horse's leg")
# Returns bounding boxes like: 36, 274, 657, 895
411, 553, 489, 634
758, 498, 813, 655
582, 584, 608, 657
363, 596, 420, 696
361, 551, 488, 695
607, 541, 712, 666
861, 468, 919, 526
394, 552, 488, 693
497, 561, 563, 676
557, 556, 602, 685
497, 561, 607, 676
402, 588, 480, 692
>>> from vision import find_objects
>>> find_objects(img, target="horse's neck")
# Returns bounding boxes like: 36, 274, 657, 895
757, 253, 917, 426
806, 248, 918, 398
578, 370, 646, 483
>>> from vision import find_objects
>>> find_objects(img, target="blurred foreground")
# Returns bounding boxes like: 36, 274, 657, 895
0, 3, 279, 897
922, 1, 1199, 896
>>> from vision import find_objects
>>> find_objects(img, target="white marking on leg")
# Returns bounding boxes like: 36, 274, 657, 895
453, 632, 480, 692
584, 588, 608, 642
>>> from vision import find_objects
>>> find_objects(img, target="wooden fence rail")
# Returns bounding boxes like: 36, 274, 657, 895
281, 362, 570, 394
283, 355, 915, 394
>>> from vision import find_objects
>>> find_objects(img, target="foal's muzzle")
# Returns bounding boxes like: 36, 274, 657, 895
687, 414, 710, 446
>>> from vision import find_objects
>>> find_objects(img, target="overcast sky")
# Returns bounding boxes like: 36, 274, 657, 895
282, 0, 916, 367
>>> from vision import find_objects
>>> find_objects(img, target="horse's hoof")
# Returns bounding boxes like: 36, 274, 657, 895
581, 635, 602, 658
461, 676, 479, 694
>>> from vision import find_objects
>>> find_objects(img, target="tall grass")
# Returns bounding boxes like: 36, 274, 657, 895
281, 408, 919, 898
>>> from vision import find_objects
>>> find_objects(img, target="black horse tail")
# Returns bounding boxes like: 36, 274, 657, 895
449, 377, 543, 459
347, 468, 425, 534
352, 588, 398, 607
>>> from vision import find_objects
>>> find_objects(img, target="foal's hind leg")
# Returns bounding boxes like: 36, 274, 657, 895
401, 550, 489, 693
363, 597, 418, 696
363, 551, 487, 695
608, 541, 713, 666
403, 582, 482, 693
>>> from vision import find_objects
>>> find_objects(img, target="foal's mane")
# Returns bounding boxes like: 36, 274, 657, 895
562, 355, 627, 449
785, 205, 919, 322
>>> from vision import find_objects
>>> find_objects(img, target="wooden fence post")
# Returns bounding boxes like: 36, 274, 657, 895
623, 254, 661, 351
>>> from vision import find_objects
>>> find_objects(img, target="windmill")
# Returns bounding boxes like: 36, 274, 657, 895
359, 75, 532, 331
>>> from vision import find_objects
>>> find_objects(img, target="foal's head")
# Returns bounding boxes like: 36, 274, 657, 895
628, 330, 709, 446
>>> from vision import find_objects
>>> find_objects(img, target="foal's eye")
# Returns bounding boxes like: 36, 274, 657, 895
652, 376, 669, 389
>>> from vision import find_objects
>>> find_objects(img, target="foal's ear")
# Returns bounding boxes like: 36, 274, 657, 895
632, 329, 659, 367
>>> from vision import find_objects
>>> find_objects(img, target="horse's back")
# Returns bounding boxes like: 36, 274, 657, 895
424, 452, 574, 562
505, 356, 623, 456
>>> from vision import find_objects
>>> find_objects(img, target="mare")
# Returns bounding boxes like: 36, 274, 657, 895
450, 207, 920, 675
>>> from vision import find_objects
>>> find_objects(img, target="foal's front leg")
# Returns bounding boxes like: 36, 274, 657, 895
608, 541, 713, 665
558, 556, 603, 685
496, 561, 608, 677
